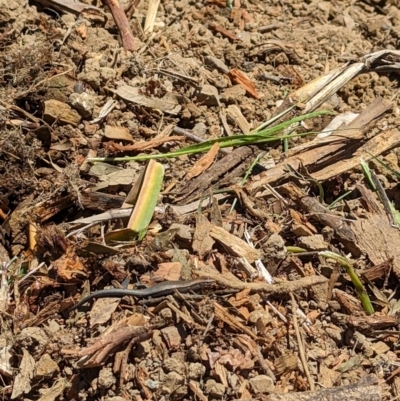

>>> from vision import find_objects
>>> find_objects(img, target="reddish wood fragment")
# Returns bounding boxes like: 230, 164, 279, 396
104, 136, 185, 153
153, 262, 182, 281
52, 249, 87, 283
208, 22, 239, 42
362, 257, 393, 282
205, 0, 227, 7
229, 68, 260, 99
186, 142, 220, 181
103, 0, 138, 51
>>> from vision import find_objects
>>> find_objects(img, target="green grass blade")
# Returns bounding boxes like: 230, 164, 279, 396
250, 103, 297, 133
360, 157, 376, 191
328, 190, 353, 210
366, 152, 400, 180
319, 251, 374, 315
88, 110, 334, 163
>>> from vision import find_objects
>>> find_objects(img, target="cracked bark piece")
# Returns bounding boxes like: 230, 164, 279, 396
209, 225, 260, 263
351, 184, 400, 278
175, 146, 254, 205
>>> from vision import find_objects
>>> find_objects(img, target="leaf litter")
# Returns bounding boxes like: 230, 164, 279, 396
1, 0, 400, 400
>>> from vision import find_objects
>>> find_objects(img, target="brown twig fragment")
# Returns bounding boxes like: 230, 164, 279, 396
195, 266, 328, 294
290, 292, 315, 391
229, 68, 261, 99
119, 336, 138, 387
103, 0, 137, 51
104, 136, 185, 153
213, 301, 258, 339
208, 22, 239, 42
267, 374, 380, 401
61, 325, 152, 367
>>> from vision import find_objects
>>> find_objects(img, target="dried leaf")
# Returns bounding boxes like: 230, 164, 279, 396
11, 349, 34, 399
51, 250, 87, 283
186, 142, 220, 180
218, 348, 254, 371
0, 343, 12, 377
89, 297, 121, 327
37, 378, 70, 401
104, 136, 185, 153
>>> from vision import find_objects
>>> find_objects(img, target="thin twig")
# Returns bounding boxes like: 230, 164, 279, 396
119, 336, 138, 387
290, 292, 315, 391
195, 268, 328, 294
21, 64, 75, 96
255, 345, 276, 382
201, 313, 215, 341
19, 262, 46, 284
172, 127, 231, 155
103, 0, 137, 51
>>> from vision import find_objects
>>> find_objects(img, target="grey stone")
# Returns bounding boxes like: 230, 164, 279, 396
161, 326, 182, 349
98, 367, 117, 389
325, 325, 342, 344
159, 308, 173, 320
249, 375, 274, 394
163, 357, 185, 375
205, 379, 225, 398
188, 362, 206, 380
298, 234, 328, 251
78, 58, 101, 88
249, 309, 272, 325
204, 56, 229, 74
195, 85, 220, 106
34, 354, 59, 379
162, 372, 185, 396
192, 122, 208, 138
220, 85, 246, 102
100, 67, 116, 81
69, 92, 96, 118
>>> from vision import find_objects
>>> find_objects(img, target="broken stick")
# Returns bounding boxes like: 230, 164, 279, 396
195, 266, 327, 294
103, 0, 137, 51
267, 374, 380, 401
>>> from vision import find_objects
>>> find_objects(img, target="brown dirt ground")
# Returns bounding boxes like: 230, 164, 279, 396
1, 0, 400, 400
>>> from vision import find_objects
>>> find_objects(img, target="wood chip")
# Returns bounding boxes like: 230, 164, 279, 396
213, 301, 258, 339
185, 142, 220, 180
104, 125, 134, 141
229, 68, 260, 99
209, 225, 260, 263
193, 215, 215, 257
